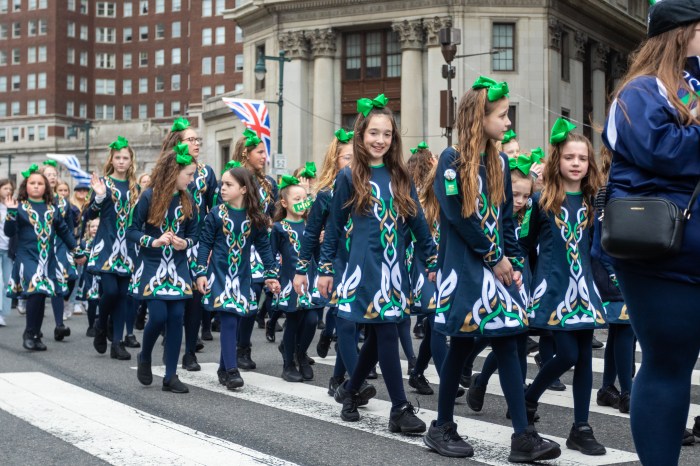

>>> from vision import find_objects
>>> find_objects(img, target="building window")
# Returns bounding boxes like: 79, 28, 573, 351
202, 57, 212, 75
235, 54, 243, 72
67, 74, 75, 90
96, 27, 116, 43
215, 56, 224, 74
11, 74, 19, 90
38, 99, 46, 115
37, 72, 46, 88
28, 0, 36, 9
155, 0, 164, 13
11, 48, 19, 64
66, 101, 74, 116
202, 28, 212, 46
123, 104, 132, 120
28, 101, 36, 116
11, 127, 19, 142
80, 0, 88, 14
235, 26, 243, 42
11, 101, 20, 116
139, 103, 147, 119
0, 51, 5, 66
67, 48, 75, 64
171, 48, 181, 65
139, 51, 148, 66
123, 79, 132, 94
155, 23, 165, 39
38, 125, 46, 141
171, 101, 180, 115
155, 75, 164, 91
0, 0, 6, 12
202, 86, 212, 100
95, 78, 116, 95
67, 22, 75, 38
38, 46, 46, 62
96, 2, 116, 17
140, 25, 148, 40
39, 19, 47, 35
215, 84, 225, 95
80, 50, 88, 66
202, 0, 212, 16
0, 105, 5, 118
28, 20, 36, 36
79, 76, 87, 92
492, 23, 515, 71
155, 49, 164, 66
124, 27, 132, 42
0, 76, 5, 91
173, 0, 181, 11
0, 24, 7, 39
139, 0, 148, 15
343, 30, 400, 80
0, 128, 5, 142
12, 21, 20, 38
67, 0, 75, 11
79, 103, 87, 118
27, 73, 36, 89
39, 0, 48, 9
95, 104, 115, 120
123, 53, 132, 68
28, 47, 36, 63
28, 127, 35, 141
171, 74, 180, 90
215, 27, 225, 44
12, 0, 19, 11
508, 104, 517, 133
216, 0, 225, 14
123, 2, 132, 16
561, 31, 570, 82
155, 101, 164, 117
80, 25, 88, 40
139, 77, 147, 93
172, 21, 181, 38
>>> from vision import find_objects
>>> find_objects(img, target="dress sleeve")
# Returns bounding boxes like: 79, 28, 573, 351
518, 193, 542, 257
54, 205, 79, 252
296, 190, 329, 274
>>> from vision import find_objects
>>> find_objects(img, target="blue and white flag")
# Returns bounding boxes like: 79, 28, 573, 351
46, 153, 91, 186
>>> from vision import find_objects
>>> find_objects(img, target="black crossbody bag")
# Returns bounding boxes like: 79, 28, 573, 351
600, 180, 700, 260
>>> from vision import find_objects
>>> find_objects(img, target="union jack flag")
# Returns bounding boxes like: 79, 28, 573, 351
222, 97, 271, 159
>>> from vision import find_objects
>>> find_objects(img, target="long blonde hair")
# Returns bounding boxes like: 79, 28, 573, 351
104, 146, 139, 207
316, 137, 350, 193
419, 165, 440, 237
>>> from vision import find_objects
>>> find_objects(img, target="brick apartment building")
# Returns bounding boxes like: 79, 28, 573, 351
0, 0, 242, 180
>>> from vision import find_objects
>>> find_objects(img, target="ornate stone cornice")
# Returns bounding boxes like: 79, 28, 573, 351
574, 31, 588, 61
612, 52, 628, 79
391, 19, 424, 51
592, 42, 610, 71
278, 30, 310, 60
424, 16, 453, 47
309, 28, 337, 58
548, 18, 563, 51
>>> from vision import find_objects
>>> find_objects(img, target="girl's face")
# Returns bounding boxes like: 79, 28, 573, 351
688, 23, 700, 56
111, 148, 132, 175
502, 140, 520, 158
176, 164, 197, 191
219, 171, 247, 203
281, 185, 308, 215
89, 220, 99, 236
180, 128, 201, 158
246, 143, 267, 171
74, 189, 88, 200
511, 177, 532, 213
559, 141, 590, 185
483, 99, 511, 141
363, 114, 393, 164
57, 184, 70, 198
26, 174, 46, 199
0, 183, 13, 200
139, 174, 151, 189
337, 144, 353, 170
43, 166, 58, 188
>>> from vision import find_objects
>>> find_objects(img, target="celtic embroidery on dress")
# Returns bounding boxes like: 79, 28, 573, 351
143, 205, 191, 297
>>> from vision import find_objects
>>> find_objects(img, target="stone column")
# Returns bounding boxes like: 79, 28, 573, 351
572, 31, 588, 126
309, 28, 337, 167
547, 19, 564, 142
392, 19, 425, 156
424, 16, 452, 153
591, 42, 609, 150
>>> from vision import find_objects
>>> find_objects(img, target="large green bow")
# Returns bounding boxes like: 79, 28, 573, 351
549, 118, 577, 144
299, 162, 317, 179
279, 175, 300, 190
335, 128, 354, 144
43, 159, 57, 167
508, 154, 535, 176
222, 160, 242, 175
357, 94, 389, 117
171, 117, 190, 132
410, 141, 429, 154
502, 130, 517, 144
472, 76, 509, 102
530, 147, 545, 163
243, 128, 262, 148
174, 143, 194, 165
109, 136, 129, 151
22, 164, 40, 179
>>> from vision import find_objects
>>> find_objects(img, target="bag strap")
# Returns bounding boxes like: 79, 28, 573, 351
685, 178, 700, 219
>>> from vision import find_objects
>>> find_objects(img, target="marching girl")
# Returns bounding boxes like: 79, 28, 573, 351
520, 118, 605, 455
423, 77, 559, 463
77, 219, 101, 337
271, 175, 320, 382
57, 180, 84, 319
501, 130, 520, 158
87, 137, 139, 360
5, 165, 86, 350
196, 165, 280, 390
161, 117, 218, 371
131, 143, 198, 394
133, 173, 152, 331
317, 94, 435, 433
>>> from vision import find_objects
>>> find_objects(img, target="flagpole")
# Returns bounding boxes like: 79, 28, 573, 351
255, 50, 292, 156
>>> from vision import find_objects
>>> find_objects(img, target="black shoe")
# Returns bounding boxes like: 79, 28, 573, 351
534, 353, 542, 369
407, 356, 417, 375
526, 337, 539, 354
566, 423, 606, 455
413, 321, 425, 339
265, 321, 276, 342
134, 309, 146, 331
86, 327, 96, 338
195, 338, 204, 352
162, 374, 189, 393
317, 319, 325, 330
255, 313, 266, 329
409, 373, 434, 395
282, 363, 303, 382
201, 329, 213, 341
596, 385, 620, 409
693, 416, 700, 438
136, 353, 153, 386
467, 375, 486, 412
110, 342, 131, 360
217, 367, 228, 385
33, 336, 47, 351
509, 426, 561, 463
618, 392, 630, 414
591, 336, 604, 349
226, 368, 244, 389
237, 346, 256, 370
423, 421, 473, 457
54, 324, 70, 341
93, 327, 108, 354
459, 372, 472, 389
211, 319, 221, 332
389, 402, 425, 434
22, 332, 36, 350
298, 354, 314, 380
367, 365, 378, 379
684, 428, 696, 446
335, 382, 360, 422
304, 352, 315, 365
358, 381, 377, 406
124, 334, 141, 348
548, 380, 566, 391
182, 352, 201, 371
328, 376, 344, 397
316, 333, 332, 358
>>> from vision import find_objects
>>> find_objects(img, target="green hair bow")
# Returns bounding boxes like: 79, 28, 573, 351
222, 160, 242, 175
174, 143, 194, 166
22, 164, 40, 178
410, 141, 429, 155
508, 154, 535, 176
549, 118, 577, 144
530, 147, 545, 163
279, 175, 300, 190
42, 159, 57, 167
502, 130, 517, 144
335, 128, 354, 144
357, 94, 389, 117
299, 162, 317, 179
171, 117, 190, 132
109, 136, 129, 151
243, 128, 262, 148
472, 76, 509, 102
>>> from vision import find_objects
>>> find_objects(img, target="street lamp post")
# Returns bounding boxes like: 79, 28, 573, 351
254, 50, 292, 156
69, 120, 94, 172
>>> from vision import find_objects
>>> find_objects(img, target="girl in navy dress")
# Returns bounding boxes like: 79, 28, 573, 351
78, 219, 101, 337
88, 136, 139, 360
132, 143, 198, 394
196, 166, 280, 390
161, 117, 218, 371
5, 166, 85, 350
317, 94, 436, 433
423, 77, 559, 463
521, 119, 605, 455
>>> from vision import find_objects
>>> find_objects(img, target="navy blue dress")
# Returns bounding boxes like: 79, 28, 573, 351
76, 238, 100, 302
53, 194, 78, 285
196, 203, 277, 314
319, 165, 437, 324
272, 219, 317, 312
186, 162, 218, 280
126, 189, 198, 300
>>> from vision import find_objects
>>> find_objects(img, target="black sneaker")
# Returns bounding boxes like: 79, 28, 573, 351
693, 416, 700, 437
596, 385, 620, 409
466, 375, 486, 412
201, 329, 213, 341
526, 337, 539, 354
316, 333, 332, 358
389, 402, 426, 434
298, 354, 314, 380
335, 382, 360, 422
93, 327, 108, 354
328, 376, 344, 397
304, 352, 315, 365
408, 373, 434, 395
618, 392, 630, 414
509, 426, 561, 463
413, 321, 425, 339
423, 421, 474, 457
358, 381, 377, 406
237, 346, 256, 370
217, 367, 228, 385
367, 365, 378, 379
136, 352, 152, 386
182, 352, 201, 371
407, 356, 417, 375
33, 336, 47, 351
162, 374, 189, 393
86, 327, 96, 338
22, 331, 36, 351
195, 338, 204, 352
684, 429, 696, 446
566, 423, 606, 455
265, 321, 276, 342
226, 368, 244, 389
591, 336, 604, 349
282, 363, 303, 382
124, 334, 141, 348
548, 380, 566, 391
110, 342, 131, 360
54, 324, 71, 341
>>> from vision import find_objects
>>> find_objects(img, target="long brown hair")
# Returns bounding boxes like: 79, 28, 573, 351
407, 148, 435, 193
316, 137, 350, 193
614, 23, 699, 126
540, 133, 602, 220
349, 106, 416, 217
146, 151, 194, 226
419, 165, 440, 237
161, 125, 189, 153
18, 172, 53, 204
272, 184, 309, 223
455, 88, 506, 217
224, 167, 268, 230
104, 146, 139, 207
233, 136, 273, 202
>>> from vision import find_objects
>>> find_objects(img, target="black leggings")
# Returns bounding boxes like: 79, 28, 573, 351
25, 294, 46, 336
98, 274, 129, 345
184, 290, 203, 354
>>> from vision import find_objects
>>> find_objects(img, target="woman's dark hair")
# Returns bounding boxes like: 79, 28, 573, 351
224, 167, 268, 230
147, 151, 194, 226
17, 172, 53, 204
